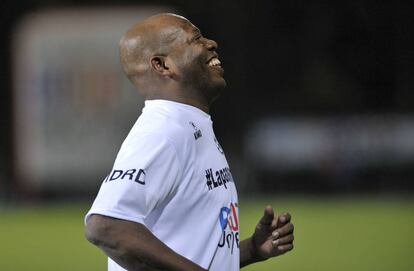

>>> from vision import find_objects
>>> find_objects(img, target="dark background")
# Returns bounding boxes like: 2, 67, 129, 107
1, 0, 414, 199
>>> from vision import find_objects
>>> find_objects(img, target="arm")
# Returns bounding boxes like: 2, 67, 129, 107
240, 206, 294, 268
85, 214, 206, 271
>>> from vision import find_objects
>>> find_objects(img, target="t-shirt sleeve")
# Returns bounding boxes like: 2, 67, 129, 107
85, 132, 182, 225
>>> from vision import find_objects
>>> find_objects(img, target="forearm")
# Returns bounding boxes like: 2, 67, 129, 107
240, 237, 264, 268
86, 215, 206, 271
101, 225, 204, 271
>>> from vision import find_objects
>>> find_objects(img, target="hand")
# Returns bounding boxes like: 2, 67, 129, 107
251, 206, 294, 261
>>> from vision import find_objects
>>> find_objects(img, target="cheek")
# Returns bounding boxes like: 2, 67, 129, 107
181, 47, 205, 68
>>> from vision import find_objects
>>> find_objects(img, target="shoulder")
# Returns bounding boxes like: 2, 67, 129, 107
121, 107, 196, 159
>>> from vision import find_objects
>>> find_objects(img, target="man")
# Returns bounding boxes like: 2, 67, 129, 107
85, 13, 294, 271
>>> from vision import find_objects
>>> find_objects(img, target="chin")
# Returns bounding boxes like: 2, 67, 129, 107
207, 80, 226, 104
215, 77, 227, 89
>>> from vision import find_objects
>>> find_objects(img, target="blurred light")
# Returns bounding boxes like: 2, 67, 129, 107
12, 6, 177, 192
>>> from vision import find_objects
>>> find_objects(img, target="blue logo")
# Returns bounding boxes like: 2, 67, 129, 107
219, 207, 230, 230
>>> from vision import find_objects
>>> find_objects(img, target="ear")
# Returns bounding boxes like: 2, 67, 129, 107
150, 56, 174, 77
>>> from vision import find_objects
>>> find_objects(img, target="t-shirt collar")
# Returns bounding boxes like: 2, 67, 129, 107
144, 99, 212, 121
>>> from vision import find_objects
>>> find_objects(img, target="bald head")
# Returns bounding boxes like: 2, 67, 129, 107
119, 14, 189, 92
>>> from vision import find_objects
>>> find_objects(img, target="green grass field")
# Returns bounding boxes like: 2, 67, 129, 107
1, 196, 413, 270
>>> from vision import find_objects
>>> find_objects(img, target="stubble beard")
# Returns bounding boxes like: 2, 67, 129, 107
189, 66, 226, 105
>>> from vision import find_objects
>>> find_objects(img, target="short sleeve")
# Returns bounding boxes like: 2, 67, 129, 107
85, 132, 182, 225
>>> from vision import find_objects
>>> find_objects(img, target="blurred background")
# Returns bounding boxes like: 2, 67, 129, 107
1, 1, 414, 270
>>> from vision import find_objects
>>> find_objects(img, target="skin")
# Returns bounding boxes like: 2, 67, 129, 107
119, 13, 225, 113
85, 13, 294, 270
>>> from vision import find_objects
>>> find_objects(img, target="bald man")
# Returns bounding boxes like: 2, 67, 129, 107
85, 14, 294, 271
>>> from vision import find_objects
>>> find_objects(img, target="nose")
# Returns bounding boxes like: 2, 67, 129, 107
205, 38, 218, 51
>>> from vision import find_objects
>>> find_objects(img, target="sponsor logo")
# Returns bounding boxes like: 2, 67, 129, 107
103, 168, 145, 185
205, 167, 233, 191
218, 202, 239, 254
189, 121, 202, 140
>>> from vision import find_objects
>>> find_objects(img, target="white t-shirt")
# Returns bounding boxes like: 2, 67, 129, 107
85, 100, 239, 271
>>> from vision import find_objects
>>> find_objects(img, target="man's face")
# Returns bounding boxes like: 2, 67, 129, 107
168, 18, 226, 102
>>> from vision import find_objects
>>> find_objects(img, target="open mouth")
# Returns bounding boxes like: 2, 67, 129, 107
207, 57, 221, 67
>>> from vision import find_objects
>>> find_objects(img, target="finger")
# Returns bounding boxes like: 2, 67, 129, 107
270, 215, 279, 230
275, 243, 294, 254
258, 205, 274, 226
272, 234, 294, 246
272, 222, 294, 238
278, 212, 291, 225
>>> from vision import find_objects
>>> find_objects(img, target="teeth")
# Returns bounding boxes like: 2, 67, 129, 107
208, 58, 221, 66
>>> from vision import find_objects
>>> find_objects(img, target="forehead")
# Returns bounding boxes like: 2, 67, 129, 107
171, 16, 199, 35
155, 15, 201, 48
165, 14, 197, 28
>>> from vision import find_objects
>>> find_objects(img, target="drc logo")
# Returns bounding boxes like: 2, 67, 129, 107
218, 202, 239, 254
103, 168, 145, 185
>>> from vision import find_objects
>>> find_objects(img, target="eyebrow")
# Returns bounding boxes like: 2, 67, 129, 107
192, 28, 201, 36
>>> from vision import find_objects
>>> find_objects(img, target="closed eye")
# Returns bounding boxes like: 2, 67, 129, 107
193, 34, 202, 42
191, 28, 203, 42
